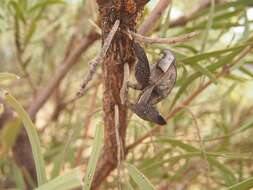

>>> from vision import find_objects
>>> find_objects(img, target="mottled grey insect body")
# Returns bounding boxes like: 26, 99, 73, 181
132, 42, 150, 89
148, 54, 177, 104
138, 49, 177, 105
129, 42, 177, 125
129, 102, 167, 125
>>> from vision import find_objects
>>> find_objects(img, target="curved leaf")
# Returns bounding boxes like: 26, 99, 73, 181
127, 163, 156, 190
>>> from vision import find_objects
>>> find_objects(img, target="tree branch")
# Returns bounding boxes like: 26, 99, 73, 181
12, 29, 99, 187
77, 20, 120, 96
138, 0, 172, 35
169, 0, 225, 28
129, 30, 199, 44
27, 31, 99, 119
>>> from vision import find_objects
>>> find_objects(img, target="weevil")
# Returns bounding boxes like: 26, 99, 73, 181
131, 42, 177, 105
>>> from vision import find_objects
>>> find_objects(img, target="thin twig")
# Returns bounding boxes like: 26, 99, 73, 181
183, 107, 211, 186
61, 78, 101, 109
120, 63, 130, 104
77, 20, 120, 96
27, 31, 99, 118
129, 30, 199, 45
114, 104, 123, 190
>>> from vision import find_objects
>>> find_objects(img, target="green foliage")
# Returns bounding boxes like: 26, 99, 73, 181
0, 0, 253, 189
35, 168, 83, 190
127, 163, 156, 190
0, 118, 21, 155
83, 124, 104, 190
3, 92, 47, 186
0, 72, 20, 83
227, 177, 253, 190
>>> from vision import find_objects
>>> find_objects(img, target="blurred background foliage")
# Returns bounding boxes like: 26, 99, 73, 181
0, 0, 253, 189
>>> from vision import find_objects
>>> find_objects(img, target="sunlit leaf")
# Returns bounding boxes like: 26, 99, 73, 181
0, 73, 20, 83
82, 124, 104, 190
36, 169, 83, 190
227, 177, 253, 190
0, 118, 21, 154
127, 163, 156, 190
3, 92, 47, 186
29, 0, 66, 13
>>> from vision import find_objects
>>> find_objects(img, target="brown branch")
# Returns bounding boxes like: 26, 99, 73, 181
91, 0, 149, 188
88, 0, 231, 188
169, 0, 225, 28
11, 29, 99, 188
77, 20, 120, 97
129, 31, 199, 44
27, 31, 99, 119
138, 0, 172, 35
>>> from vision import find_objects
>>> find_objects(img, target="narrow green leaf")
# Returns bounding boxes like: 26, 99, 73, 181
36, 169, 83, 190
233, 117, 253, 134
190, 63, 217, 84
127, 163, 156, 190
8, 0, 26, 23
178, 43, 251, 65
156, 138, 236, 185
189, 0, 253, 21
239, 66, 253, 78
201, 0, 215, 52
29, 0, 66, 13
0, 118, 21, 153
12, 162, 26, 190
123, 181, 135, 190
82, 124, 104, 190
3, 92, 47, 186
0, 72, 20, 83
51, 122, 84, 178
227, 177, 253, 190
171, 48, 243, 109
209, 157, 236, 186
142, 152, 200, 171
24, 20, 37, 47
224, 74, 247, 82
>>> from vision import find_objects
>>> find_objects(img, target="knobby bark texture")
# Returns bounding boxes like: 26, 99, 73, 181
91, 0, 148, 189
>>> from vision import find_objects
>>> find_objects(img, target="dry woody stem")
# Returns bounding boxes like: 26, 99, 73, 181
129, 31, 199, 45
138, 0, 172, 35
77, 20, 120, 96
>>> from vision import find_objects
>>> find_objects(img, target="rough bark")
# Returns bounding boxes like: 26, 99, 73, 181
91, 0, 148, 189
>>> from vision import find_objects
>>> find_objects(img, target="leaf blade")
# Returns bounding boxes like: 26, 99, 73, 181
3, 92, 47, 185
36, 169, 83, 190
127, 163, 156, 190
82, 124, 104, 190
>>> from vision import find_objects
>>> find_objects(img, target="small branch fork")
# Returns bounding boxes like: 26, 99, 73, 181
77, 20, 120, 97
